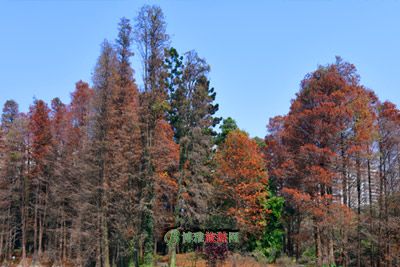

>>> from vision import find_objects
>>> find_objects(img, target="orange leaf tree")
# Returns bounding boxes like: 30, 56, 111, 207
216, 130, 269, 237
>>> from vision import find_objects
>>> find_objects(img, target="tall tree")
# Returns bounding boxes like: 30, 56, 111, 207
29, 99, 52, 262
0, 101, 25, 262
376, 101, 400, 265
69, 80, 95, 266
89, 40, 119, 267
215, 130, 269, 237
110, 17, 142, 267
166, 49, 221, 229
269, 58, 376, 266
134, 5, 170, 265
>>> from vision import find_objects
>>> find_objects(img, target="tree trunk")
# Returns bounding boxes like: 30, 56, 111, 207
21, 201, 26, 262
169, 244, 176, 267
356, 157, 361, 267
341, 137, 348, 206
102, 210, 111, 267
33, 184, 39, 262
328, 233, 334, 264
315, 224, 322, 266
0, 228, 3, 260
383, 156, 389, 267
377, 153, 383, 267
367, 158, 375, 266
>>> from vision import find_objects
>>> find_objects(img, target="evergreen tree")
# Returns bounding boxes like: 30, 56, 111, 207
166, 49, 221, 229
215, 117, 238, 145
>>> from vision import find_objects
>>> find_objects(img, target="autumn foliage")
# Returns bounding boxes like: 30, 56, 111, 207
0, 6, 399, 267
216, 130, 269, 235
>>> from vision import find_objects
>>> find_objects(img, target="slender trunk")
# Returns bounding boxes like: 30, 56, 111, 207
368, 159, 373, 215
287, 219, 293, 257
169, 243, 176, 267
6, 205, 12, 259
22, 144, 30, 266
328, 233, 334, 264
356, 157, 361, 267
39, 199, 47, 258
377, 153, 384, 267
21, 198, 26, 261
367, 158, 374, 266
295, 215, 300, 261
134, 244, 139, 267
341, 136, 348, 206
33, 183, 39, 262
96, 203, 102, 267
76, 213, 82, 267
102, 214, 110, 267
0, 228, 3, 260
39, 184, 47, 258
154, 237, 157, 254
59, 210, 65, 263
139, 239, 144, 264
7, 221, 14, 260
340, 134, 349, 265
348, 171, 352, 209
383, 156, 389, 267
315, 223, 322, 266
63, 216, 67, 262
39, 215, 43, 257
175, 143, 188, 228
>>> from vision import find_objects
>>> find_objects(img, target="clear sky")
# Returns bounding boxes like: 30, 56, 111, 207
1, 0, 399, 138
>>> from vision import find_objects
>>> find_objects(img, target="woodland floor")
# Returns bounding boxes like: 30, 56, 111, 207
2, 253, 299, 267
156, 253, 297, 267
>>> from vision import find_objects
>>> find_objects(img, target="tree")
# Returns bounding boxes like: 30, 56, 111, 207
88, 40, 120, 267
109, 17, 142, 267
134, 5, 169, 93
70, 81, 94, 129
216, 130, 268, 237
215, 117, 238, 145
29, 99, 52, 262
375, 101, 400, 265
265, 115, 301, 259
257, 192, 285, 263
151, 119, 179, 251
0, 101, 28, 263
134, 6, 171, 265
267, 58, 374, 265
166, 49, 221, 230
69, 80, 95, 266
1, 100, 19, 131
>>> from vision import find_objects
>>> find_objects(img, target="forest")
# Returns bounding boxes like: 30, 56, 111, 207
0, 4, 399, 267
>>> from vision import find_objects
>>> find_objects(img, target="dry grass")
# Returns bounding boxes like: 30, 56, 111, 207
3, 253, 281, 267
157, 252, 270, 267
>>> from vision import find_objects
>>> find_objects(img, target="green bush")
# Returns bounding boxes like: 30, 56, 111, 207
299, 246, 316, 264
254, 192, 285, 263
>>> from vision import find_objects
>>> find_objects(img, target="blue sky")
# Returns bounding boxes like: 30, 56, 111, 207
1, 0, 399, 137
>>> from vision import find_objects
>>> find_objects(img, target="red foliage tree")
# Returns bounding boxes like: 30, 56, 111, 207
267, 58, 375, 265
216, 130, 269, 236
29, 99, 52, 260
